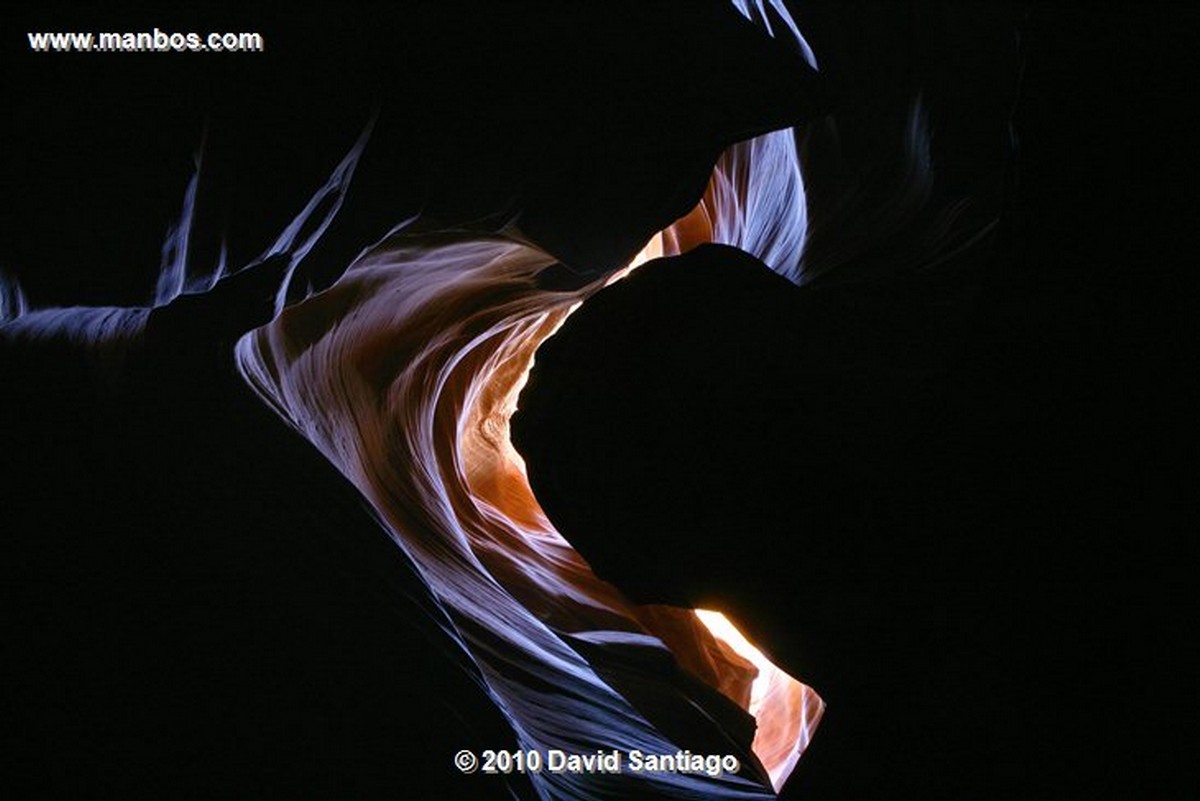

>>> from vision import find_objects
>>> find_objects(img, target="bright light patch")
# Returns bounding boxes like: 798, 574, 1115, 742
696, 609, 825, 791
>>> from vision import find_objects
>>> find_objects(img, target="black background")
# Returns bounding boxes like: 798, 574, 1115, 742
512, 3, 1198, 799
3, 2, 1197, 799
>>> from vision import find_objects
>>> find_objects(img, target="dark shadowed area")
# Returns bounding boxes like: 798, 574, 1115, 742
514, 3, 1197, 799
3, 2, 1196, 799
3, 2, 823, 798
